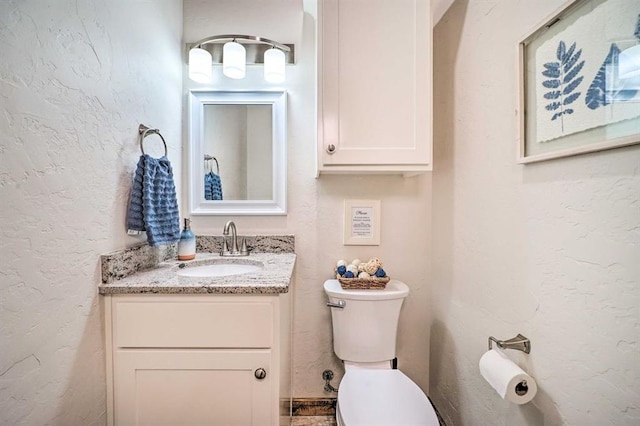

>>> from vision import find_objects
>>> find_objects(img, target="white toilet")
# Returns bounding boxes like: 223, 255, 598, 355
324, 279, 439, 426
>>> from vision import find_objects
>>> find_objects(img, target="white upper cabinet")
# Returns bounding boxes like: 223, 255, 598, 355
318, 0, 433, 174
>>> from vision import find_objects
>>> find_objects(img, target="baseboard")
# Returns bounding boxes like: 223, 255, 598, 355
291, 398, 337, 416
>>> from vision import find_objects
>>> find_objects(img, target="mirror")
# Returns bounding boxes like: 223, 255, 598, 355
188, 91, 287, 215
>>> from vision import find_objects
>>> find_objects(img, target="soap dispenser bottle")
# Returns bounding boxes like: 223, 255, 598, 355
178, 218, 196, 261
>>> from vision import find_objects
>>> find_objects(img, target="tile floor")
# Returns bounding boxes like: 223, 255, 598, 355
290, 416, 337, 426
288, 397, 446, 426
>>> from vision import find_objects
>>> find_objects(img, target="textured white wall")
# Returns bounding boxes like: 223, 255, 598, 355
0, 0, 183, 424
183, 0, 433, 397
431, 1, 640, 425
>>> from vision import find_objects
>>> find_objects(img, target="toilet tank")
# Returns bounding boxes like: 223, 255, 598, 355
324, 279, 409, 363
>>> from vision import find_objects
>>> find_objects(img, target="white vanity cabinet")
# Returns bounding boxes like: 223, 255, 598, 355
317, 0, 433, 174
104, 294, 287, 426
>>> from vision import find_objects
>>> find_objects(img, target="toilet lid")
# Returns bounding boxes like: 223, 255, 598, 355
338, 369, 439, 426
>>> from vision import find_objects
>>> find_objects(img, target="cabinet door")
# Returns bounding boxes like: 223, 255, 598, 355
319, 0, 432, 171
114, 349, 273, 426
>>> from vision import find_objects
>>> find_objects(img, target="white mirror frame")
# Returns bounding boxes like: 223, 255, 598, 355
188, 90, 287, 215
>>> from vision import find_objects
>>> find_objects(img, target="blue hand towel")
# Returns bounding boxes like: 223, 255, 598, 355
204, 173, 214, 200
210, 172, 223, 200
126, 155, 180, 246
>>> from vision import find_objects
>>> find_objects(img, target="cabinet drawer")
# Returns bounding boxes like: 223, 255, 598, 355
113, 299, 274, 348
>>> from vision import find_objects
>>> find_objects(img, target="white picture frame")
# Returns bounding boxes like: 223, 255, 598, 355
343, 199, 381, 246
188, 90, 287, 215
517, 0, 640, 164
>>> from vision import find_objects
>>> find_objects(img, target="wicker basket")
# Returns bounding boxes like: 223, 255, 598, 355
337, 276, 390, 290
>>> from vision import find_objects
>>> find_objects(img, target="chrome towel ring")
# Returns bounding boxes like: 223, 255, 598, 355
204, 154, 220, 175
138, 124, 168, 157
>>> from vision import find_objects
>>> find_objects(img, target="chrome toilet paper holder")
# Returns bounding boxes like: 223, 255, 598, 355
488, 334, 531, 354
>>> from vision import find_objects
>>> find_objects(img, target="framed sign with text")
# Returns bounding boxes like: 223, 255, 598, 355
343, 199, 381, 246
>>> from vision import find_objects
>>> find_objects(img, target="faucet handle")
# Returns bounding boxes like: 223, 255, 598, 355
239, 237, 249, 255
221, 236, 230, 255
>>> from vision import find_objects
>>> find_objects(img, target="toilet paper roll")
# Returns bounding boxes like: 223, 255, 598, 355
479, 349, 537, 405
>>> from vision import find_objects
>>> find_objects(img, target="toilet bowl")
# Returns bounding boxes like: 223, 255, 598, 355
324, 279, 439, 426
336, 366, 439, 426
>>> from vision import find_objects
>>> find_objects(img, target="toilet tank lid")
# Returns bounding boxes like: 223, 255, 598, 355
323, 279, 409, 301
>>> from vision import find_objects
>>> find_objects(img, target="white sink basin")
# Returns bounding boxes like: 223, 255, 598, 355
176, 262, 263, 278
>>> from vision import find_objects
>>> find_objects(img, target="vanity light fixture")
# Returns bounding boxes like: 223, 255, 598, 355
186, 34, 294, 83
264, 46, 286, 83
188, 47, 213, 83
222, 40, 246, 79
618, 44, 640, 79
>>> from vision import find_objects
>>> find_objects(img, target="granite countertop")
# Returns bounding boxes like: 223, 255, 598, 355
99, 252, 296, 295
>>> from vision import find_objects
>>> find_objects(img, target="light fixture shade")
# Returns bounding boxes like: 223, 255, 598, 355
618, 45, 640, 79
264, 48, 286, 83
188, 47, 212, 83
223, 41, 246, 79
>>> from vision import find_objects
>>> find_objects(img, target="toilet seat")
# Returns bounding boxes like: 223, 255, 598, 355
337, 369, 439, 426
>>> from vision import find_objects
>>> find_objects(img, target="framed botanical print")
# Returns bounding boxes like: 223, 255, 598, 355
518, 0, 640, 163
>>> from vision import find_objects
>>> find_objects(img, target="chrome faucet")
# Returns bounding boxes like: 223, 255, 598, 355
221, 221, 249, 256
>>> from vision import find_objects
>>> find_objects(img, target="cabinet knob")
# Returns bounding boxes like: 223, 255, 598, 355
326, 144, 336, 154
254, 368, 267, 380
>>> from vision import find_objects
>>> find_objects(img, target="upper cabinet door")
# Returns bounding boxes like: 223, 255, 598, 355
318, 0, 433, 174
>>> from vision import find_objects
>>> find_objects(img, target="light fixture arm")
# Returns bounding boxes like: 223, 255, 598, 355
189, 34, 291, 52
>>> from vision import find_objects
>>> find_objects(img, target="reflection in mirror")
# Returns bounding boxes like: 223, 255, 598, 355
189, 91, 287, 216
203, 105, 273, 201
